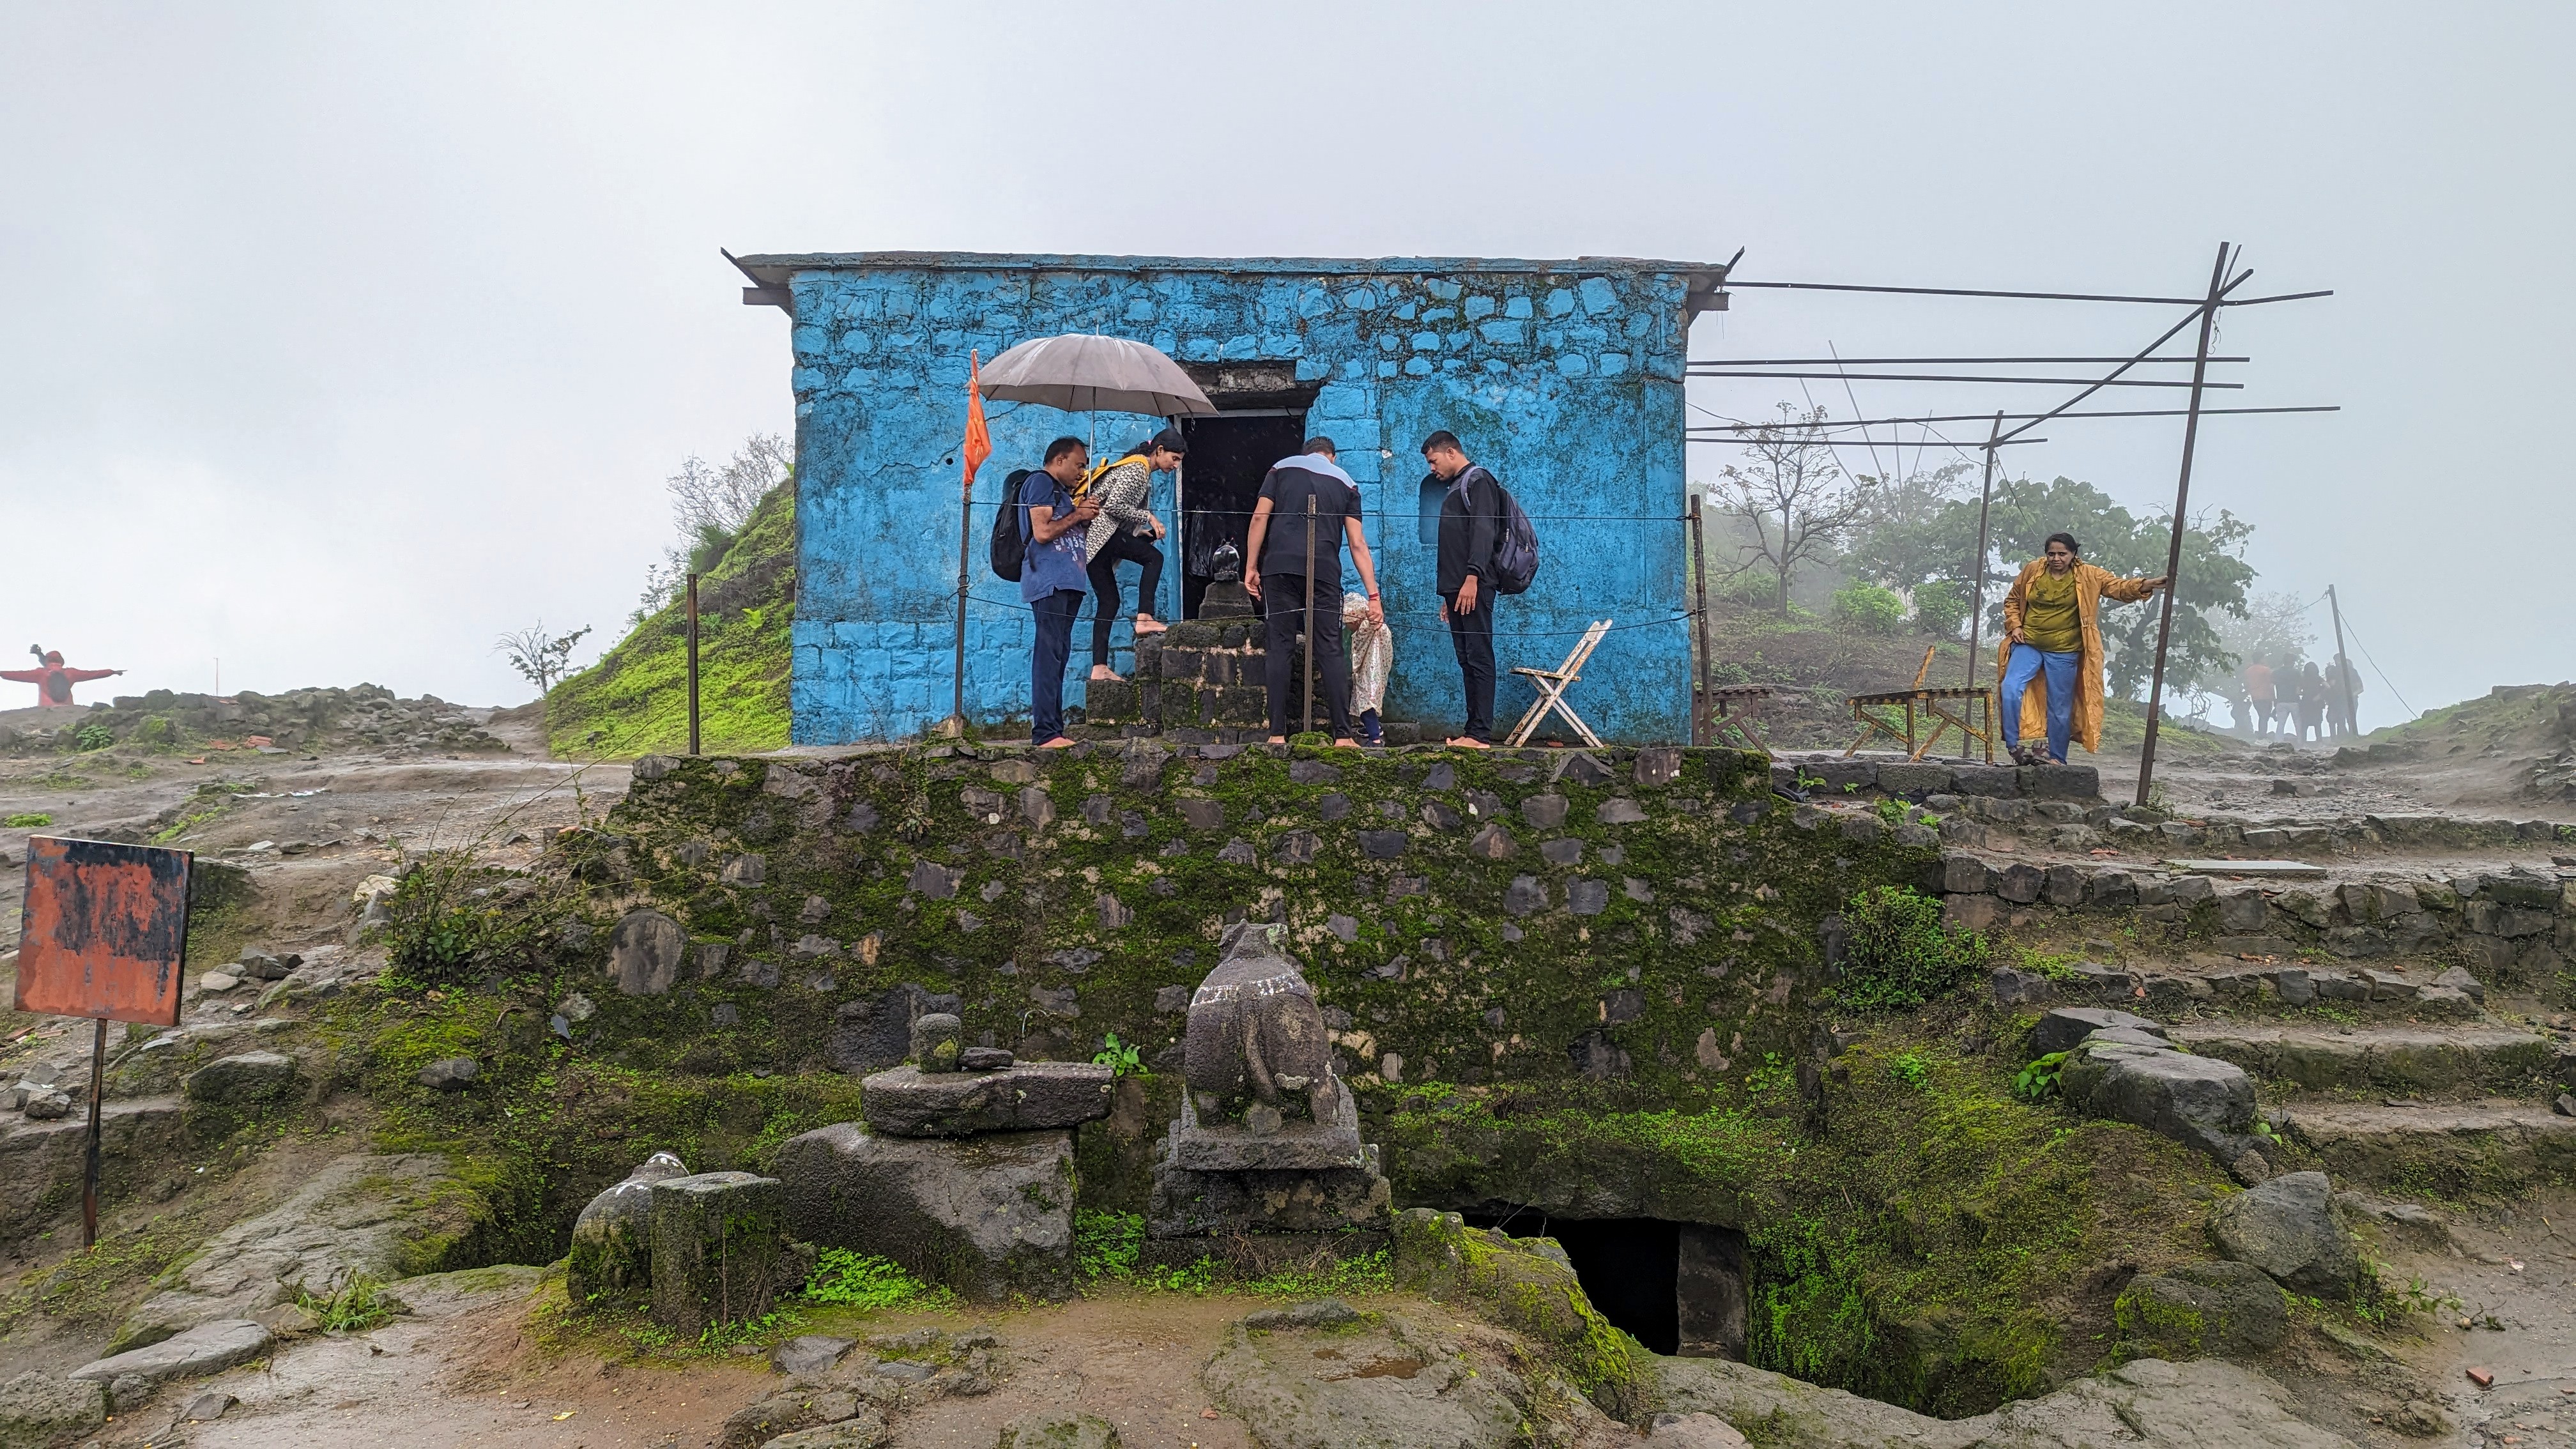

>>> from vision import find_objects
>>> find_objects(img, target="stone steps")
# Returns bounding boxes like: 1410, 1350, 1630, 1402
2278, 1097, 2576, 1193
2165, 1021, 2560, 1094
1989, 953, 2494, 1020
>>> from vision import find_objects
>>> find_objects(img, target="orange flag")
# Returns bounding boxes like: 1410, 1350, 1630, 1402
962, 351, 993, 489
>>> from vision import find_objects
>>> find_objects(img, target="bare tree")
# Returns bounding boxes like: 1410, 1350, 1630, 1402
669, 433, 792, 540
1708, 405, 1877, 616
495, 622, 594, 697
636, 433, 795, 620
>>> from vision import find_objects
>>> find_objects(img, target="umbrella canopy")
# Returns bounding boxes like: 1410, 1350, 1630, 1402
977, 334, 1217, 417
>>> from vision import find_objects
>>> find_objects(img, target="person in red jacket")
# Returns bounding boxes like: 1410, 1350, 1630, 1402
1, 648, 123, 707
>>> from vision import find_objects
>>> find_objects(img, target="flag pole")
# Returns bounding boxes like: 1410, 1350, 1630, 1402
942, 353, 990, 740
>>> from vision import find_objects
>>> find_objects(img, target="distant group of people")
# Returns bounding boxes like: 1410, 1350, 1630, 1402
1014, 430, 1511, 750
2236, 655, 2361, 742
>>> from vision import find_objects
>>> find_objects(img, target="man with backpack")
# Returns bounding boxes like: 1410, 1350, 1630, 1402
1016, 437, 1100, 747
1243, 436, 1382, 746
1423, 431, 1524, 748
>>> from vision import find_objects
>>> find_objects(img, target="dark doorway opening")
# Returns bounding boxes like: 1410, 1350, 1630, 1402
1464, 1212, 1749, 1360
1177, 411, 1304, 619
1468, 1212, 1681, 1354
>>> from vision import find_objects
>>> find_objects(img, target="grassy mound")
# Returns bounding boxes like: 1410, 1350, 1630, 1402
546, 482, 796, 758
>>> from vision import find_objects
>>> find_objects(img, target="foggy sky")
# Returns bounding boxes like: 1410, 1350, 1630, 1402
3, 2, 2566, 728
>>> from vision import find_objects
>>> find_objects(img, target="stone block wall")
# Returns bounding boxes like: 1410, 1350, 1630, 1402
580, 744, 1934, 1112
756, 253, 1712, 744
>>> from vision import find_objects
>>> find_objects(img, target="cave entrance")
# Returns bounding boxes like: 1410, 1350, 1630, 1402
1466, 1211, 1747, 1360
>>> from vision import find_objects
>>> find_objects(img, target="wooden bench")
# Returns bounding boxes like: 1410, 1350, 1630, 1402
1845, 645, 1997, 763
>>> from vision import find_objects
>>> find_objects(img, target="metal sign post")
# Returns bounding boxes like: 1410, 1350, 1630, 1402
1686, 491, 1714, 746
15, 838, 191, 1248
686, 572, 702, 756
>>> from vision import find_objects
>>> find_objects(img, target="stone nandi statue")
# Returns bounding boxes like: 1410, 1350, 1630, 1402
1184, 920, 1338, 1133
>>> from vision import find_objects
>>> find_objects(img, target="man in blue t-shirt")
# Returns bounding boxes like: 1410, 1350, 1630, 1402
1244, 436, 1383, 746
1021, 436, 1100, 747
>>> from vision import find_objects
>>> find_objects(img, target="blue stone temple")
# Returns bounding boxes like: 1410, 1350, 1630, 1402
727, 251, 1728, 745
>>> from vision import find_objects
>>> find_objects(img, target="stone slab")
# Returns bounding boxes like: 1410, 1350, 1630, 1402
774, 1124, 1077, 1301
2166, 859, 2328, 879
859, 1062, 1115, 1137
2030, 1007, 2164, 1057
71, 1318, 273, 1386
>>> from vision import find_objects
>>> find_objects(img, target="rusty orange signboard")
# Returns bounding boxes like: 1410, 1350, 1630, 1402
13, 837, 190, 1027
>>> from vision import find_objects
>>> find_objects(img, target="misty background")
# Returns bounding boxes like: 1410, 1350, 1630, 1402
3, 2, 2566, 727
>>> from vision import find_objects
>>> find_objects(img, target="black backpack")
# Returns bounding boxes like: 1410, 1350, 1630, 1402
1452, 466, 1541, 595
988, 468, 1036, 581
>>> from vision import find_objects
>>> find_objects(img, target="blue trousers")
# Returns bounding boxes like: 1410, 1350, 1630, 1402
2000, 644, 2079, 762
1031, 588, 1084, 743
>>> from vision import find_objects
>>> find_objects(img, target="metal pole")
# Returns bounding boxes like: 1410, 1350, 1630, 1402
686, 573, 702, 756
1964, 411, 2001, 689
1301, 494, 1318, 737
1687, 492, 1714, 746
946, 457, 973, 738
82, 1016, 105, 1248
2135, 243, 2234, 810
1169, 450, 1184, 624
2328, 585, 2359, 739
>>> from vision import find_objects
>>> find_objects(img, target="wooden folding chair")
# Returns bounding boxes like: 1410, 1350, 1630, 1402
1505, 620, 1612, 748
1844, 645, 1998, 763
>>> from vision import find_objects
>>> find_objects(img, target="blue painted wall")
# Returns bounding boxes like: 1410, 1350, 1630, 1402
760, 254, 1708, 744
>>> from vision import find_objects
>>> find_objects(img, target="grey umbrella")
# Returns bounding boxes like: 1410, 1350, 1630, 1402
978, 334, 1217, 417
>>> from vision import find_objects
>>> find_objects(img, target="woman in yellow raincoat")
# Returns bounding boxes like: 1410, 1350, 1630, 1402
1996, 533, 2166, 764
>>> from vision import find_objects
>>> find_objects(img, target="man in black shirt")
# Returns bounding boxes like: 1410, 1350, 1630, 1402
1423, 430, 1503, 747
1244, 437, 1383, 746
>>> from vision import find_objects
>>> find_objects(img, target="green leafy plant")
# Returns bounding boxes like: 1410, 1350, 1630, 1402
2251, 1117, 2287, 1147
1836, 886, 1990, 1011
4, 813, 50, 829
1795, 769, 1826, 792
73, 721, 114, 751
2011, 1050, 2069, 1102
1887, 1052, 1930, 1088
1091, 1032, 1143, 1077
1076, 1209, 1144, 1282
298, 1275, 398, 1333
801, 1248, 951, 1311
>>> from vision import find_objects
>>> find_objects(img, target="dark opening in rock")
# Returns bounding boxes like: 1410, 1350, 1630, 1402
1468, 1211, 1726, 1356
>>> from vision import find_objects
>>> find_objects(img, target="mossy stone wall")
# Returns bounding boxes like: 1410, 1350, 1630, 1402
584, 742, 1930, 1105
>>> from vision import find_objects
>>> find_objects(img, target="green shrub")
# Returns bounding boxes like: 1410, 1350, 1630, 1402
1837, 886, 1989, 1011
1832, 583, 1906, 635
298, 1275, 398, 1333
1076, 1209, 1144, 1281
1911, 581, 1969, 639
73, 721, 115, 751
801, 1248, 950, 1310
4, 813, 50, 829
1718, 569, 1782, 608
